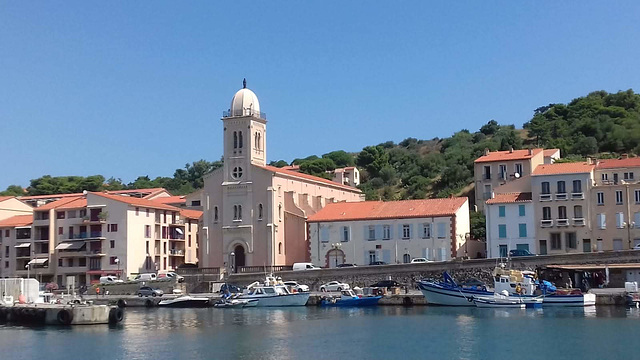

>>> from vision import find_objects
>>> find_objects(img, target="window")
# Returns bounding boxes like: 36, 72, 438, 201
422, 224, 431, 239
58, 259, 63, 267
541, 182, 550, 194
110, 224, 118, 232
68, 210, 76, 218
499, 164, 507, 180
403, 254, 411, 263
320, 226, 329, 242
232, 167, 243, 179
515, 163, 523, 176
484, 166, 491, 180
191, 200, 201, 207
574, 205, 583, 219
146, 241, 150, 254
624, 172, 634, 180
4, 246, 8, 257
258, 204, 263, 220
135, 207, 139, 216
616, 212, 625, 228
566, 232, 577, 249
368, 251, 377, 264
551, 233, 561, 250
233, 205, 243, 220
4, 229, 10, 238
558, 206, 567, 219
145, 225, 151, 238
110, 240, 115, 249
79, 258, 86, 267
597, 213, 606, 229
635, 190, 640, 204
518, 224, 527, 238
57, 211, 65, 219
499, 245, 508, 258
278, 204, 282, 221
498, 206, 505, 217
214, 207, 219, 222
498, 225, 507, 238
163, 243, 167, 254
188, 235, 192, 247
616, 190, 623, 205
597, 192, 604, 205
602, 173, 608, 181
342, 226, 350, 242
402, 225, 410, 239
58, 227, 63, 235
368, 226, 376, 240
518, 205, 525, 217
437, 223, 446, 239
79, 209, 86, 218
572, 180, 582, 193
383, 225, 391, 240
146, 208, 150, 217
238, 131, 243, 148
278, 242, 282, 255
68, 258, 74, 267
557, 181, 566, 194
233, 131, 238, 149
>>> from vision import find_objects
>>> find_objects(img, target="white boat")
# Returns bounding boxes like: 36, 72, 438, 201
236, 275, 310, 307
473, 291, 527, 308
213, 299, 259, 308
158, 295, 210, 308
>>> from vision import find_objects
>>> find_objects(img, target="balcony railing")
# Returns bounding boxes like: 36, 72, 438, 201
571, 192, 584, 200
540, 194, 552, 201
556, 219, 569, 227
176, 267, 220, 275
573, 218, 586, 226
541, 219, 553, 228
169, 249, 184, 256
555, 193, 568, 201
238, 265, 293, 274
223, 109, 267, 119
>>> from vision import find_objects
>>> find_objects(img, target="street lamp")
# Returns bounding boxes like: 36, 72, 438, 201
230, 252, 235, 274
331, 243, 342, 267
114, 257, 120, 279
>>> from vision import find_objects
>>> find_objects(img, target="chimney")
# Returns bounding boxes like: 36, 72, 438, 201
622, 153, 629, 159
586, 157, 592, 165
449, 194, 454, 199
528, 148, 533, 156
509, 147, 514, 153
484, 148, 490, 156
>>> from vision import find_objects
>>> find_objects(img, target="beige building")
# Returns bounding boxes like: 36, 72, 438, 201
474, 148, 558, 212
333, 167, 360, 187
0, 196, 33, 221
200, 81, 364, 271
0, 215, 33, 278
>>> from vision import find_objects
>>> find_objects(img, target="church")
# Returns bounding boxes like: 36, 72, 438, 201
199, 81, 364, 270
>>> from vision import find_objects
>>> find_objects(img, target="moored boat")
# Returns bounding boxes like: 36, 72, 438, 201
473, 293, 526, 309
213, 299, 258, 308
236, 275, 310, 307
320, 290, 382, 307
158, 295, 210, 308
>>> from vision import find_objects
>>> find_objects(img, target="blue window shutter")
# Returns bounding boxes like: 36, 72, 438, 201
409, 224, 414, 238
519, 224, 527, 238
499, 206, 506, 217
364, 250, 369, 265
382, 249, 391, 263
363, 225, 368, 241
519, 205, 526, 217
320, 227, 329, 242
499, 225, 507, 238
375, 225, 383, 239
398, 224, 403, 239
389, 225, 393, 239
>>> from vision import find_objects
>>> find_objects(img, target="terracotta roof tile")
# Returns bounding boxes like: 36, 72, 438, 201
35, 196, 86, 211
0, 215, 33, 227
152, 196, 187, 205
475, 148, 543, 163
180, 209, 203, 219
543, 149, 560, 157
595, 157, 640, 169
20, 188, 169, 201
0, 196, 14, 202
308, 198, 467, 222
486, 192, 532, 204
258, 165, 361, 192
532, 162, 594, 176
91, 192, 181, 211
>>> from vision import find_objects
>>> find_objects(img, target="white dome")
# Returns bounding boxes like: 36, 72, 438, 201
229, 81, 260, 117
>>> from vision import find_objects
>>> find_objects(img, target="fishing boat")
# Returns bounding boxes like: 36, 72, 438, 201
158, 295, 210, 308
320, 290, 382, 307
473, 292, 526, 309
418, 272, 493, 306
236, 275, 310, 307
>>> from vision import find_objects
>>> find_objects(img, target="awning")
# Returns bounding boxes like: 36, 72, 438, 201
28, 258, 48, 266
14, 243, 31, 248
55, 242, 86, 250
175, 228, 184, 235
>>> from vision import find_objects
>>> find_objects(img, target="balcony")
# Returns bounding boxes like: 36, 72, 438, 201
82, 217, 107, 224
169, 249, 185, 256
171, 219, 185, 225
540, 194, 552, 202
556, 219, 569, 227
573, 218, 586, 226
541, 219, 553, 228
571, 192, 584, 200
555, 193, 568, 201
223, 108, 267, 120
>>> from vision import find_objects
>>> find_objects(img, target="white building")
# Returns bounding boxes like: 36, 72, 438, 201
307, 198, 470, 267
485, 192, 535, 258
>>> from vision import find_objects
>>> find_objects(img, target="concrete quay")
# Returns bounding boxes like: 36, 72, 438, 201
0, 303, 123, 325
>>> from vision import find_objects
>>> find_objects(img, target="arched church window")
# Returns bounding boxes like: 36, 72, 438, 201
232, 167, 243, 179
214, 206, 219, 222
238, 205, 242, 220
233, 131, 238, 149
258, 204, 263, 220
278, 242, 282, 255
278, 203, 282, 221
238, 131, 243, 148
233, 205, 238, 220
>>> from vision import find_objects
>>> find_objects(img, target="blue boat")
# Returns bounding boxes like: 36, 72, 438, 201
320, 290, 382, 307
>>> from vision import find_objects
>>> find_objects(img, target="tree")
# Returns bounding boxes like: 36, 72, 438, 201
356, 146, 389, 178
322, 150, 355, 167
480, 120, 499, 135
470, 211, 486, 241
0, 185, 25, 196
299, 158, 336, 178
269, 160, 289, 168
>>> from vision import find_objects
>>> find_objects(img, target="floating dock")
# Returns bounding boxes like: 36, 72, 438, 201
0, 303, 124, 325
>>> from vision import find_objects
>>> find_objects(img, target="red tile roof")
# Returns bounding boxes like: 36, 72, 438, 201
486, 192, 532, 204
91, 192, 181, 211
20, 188, 169, 201
258, 165, 361, 192
0, 215, 33, 227
308, 198, 467, 222
475, 148, 543, 163
0, 196, 14, 202
595, 157, 640, 169
532, 162, 594, 176
152, 196, 187, 205
180, 209, 203, 219
35, 196, 86, 211
543, 149, 560, 157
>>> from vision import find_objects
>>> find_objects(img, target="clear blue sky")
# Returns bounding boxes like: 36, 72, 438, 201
1, 1, 639, 189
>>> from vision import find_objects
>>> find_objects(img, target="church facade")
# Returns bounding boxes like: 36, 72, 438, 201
200, 81, 364, 270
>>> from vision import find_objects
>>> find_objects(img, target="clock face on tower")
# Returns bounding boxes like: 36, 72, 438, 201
231, 166, 243, 179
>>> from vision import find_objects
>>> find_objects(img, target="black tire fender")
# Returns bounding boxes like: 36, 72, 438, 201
109, 307, 124, 323
57, 309, 73, 325
117, 299, 127, 308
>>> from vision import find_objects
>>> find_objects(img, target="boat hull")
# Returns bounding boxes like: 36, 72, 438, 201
158, 297, 210, 308
474, 299, 525, 309
418, 282, 491, 306
237, 293, 310, 307
540, 293, 596, 307
321, 296, 382, 307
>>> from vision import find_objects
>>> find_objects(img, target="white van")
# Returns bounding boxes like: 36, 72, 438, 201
99, 276, 124, 284
134, 273, 157, 282
292, 262, 321, 271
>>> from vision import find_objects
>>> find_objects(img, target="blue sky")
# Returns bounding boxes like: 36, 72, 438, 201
1, 2, 639, 189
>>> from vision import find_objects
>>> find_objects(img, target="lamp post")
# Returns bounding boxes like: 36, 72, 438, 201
331, 243, 342, 267
115, 257, 120, 279
230, 252, 235, 274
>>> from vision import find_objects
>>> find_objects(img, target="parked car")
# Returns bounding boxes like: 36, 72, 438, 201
410, 258, 430, 264
336, 263, 357, 268
99, 275, 124, 284
158, 271, 185, 283
634, 244, 640, 250
319, 281, 350, 292
283, 281, 310, 292
137, 286, 163, 297
369, 261, 387, 266
509, 249, 534, 257
134, 273, 157, 282
293, 262, 321, 271
219, 283, 244, 294
369, 280, 403, 289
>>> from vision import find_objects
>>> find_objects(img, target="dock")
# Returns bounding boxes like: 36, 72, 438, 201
0, 303, 124, 325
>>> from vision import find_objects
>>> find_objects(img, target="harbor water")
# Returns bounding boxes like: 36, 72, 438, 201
1, 306, 639, 360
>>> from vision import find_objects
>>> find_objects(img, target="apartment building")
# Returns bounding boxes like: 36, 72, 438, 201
485, 192, 534, 258
591, 157, 640, 251
308, 198, 470, 267
0, 196, 33, 220
531, 162, 595, 255
0, 215, 33, 278
474, 148, 559, 212
333, 167, 360, 187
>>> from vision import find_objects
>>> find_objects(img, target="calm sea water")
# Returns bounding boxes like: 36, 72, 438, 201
1, 306, 638, 360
